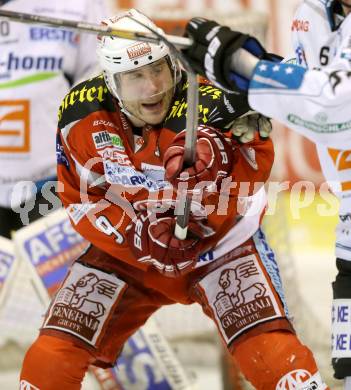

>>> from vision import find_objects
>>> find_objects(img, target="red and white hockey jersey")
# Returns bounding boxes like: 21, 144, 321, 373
57, 74, 274, 270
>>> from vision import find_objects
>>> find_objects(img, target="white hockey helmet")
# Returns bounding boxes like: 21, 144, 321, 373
97, 9, 181, 112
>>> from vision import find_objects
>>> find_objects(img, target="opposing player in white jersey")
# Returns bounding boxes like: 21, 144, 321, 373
182, 0, 351, 385
0, 0, 108, 237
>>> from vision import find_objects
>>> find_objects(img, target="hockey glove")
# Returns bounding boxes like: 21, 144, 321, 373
183, 17, 266, 92
163, 126, 233, 192
126, 209, 209, 277
231, 112, 273, 143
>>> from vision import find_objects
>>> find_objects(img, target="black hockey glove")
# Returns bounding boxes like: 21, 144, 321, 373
183, 18, 267, 93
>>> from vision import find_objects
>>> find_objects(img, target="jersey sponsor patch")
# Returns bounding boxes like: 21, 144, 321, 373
197, 253, 283, 345
93, 131, 125, 151
104, 161, 168, 190
140, 162, 166, 182
66, 203, 96, 225
92, 130, 113, 149
42, 262, 127, 347
98, 147, 130, 165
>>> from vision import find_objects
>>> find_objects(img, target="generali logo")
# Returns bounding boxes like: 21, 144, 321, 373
48, 272, 119, 340
213, 259, 275, 337
127, 42, 152, 59
0, 100, 30, 152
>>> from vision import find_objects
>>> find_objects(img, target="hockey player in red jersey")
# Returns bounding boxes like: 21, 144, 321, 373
20, 9, 327, 390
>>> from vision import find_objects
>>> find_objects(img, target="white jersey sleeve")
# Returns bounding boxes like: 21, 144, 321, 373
248, 17, 351, 149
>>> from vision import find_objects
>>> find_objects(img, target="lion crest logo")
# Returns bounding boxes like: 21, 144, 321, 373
55, 272, 118, 318
216, 260, 266, 308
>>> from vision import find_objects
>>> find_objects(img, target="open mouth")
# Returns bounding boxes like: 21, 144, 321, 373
141, 98, 164, 111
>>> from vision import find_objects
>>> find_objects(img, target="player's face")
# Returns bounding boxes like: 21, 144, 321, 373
117, 58, 174, 125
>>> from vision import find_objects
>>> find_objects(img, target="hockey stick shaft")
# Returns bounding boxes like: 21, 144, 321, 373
0, 9, 191, 48
0, 9, 257, 73
174, 70, 198, 240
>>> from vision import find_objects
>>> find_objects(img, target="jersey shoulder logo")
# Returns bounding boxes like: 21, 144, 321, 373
164, 77, 249, 132
58, 75, 115, 128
